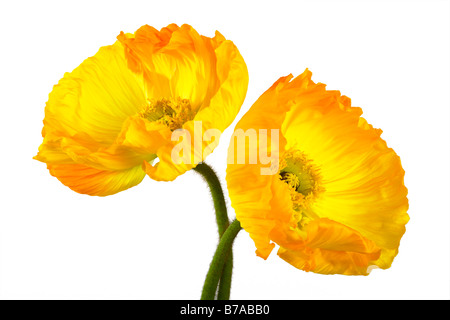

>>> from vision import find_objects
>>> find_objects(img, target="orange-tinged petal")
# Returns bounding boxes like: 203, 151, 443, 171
278, 219, 381, 275
146, 31, 249, 181
116, 116, 173, 155
195, 36, 249, 133
47, 162, 146, 197
226, 75, 293, 259
118, 24, 221, 109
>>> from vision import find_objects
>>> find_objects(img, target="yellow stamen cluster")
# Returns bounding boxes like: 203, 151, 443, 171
279, 149, 324, 229
279, 172, 300, 190
139, 97, 195, 131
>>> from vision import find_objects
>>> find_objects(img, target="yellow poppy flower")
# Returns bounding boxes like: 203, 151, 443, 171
226, 70, 409, 275
34, 24, 248, 196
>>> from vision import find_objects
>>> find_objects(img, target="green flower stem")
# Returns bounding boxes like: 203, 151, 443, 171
200, 219, 242, 300
194, 162, 234, 299
193, 163, 229, 236
216, 251, 233, 300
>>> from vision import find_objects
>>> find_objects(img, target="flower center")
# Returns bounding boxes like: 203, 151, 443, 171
279, 149, 324, 227
279, 172, 300, 190
139, 97, 195, 131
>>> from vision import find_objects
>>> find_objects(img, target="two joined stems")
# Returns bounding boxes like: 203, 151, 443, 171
193, 162, 242, 300
200, 219, 241, 300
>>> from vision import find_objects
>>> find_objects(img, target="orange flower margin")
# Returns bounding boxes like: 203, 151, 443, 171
226, 70, 409, 275
34, 24, 249, 196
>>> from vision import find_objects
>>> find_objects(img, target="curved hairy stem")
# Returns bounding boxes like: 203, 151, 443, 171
194, 162, 234, 299
200, 219, 242, 300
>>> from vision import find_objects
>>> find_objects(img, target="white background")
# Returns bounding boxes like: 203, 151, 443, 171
0, 0, 449, 300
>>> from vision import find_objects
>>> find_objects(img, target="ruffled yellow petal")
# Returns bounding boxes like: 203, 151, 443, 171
116, 116, 172, 156
226, 69, 409, 275
47, 162, 146, 197
226, 75, 293, 259
42, 41, 147, 145
278, 218, 381, 275
118, 24, 221, 110
145, 29, 249, 181
34, 38, 152, 170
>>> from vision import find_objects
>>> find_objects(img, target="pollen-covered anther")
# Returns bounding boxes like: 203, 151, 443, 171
279, 149, 324, 212
139, 97, 195, 131
280, 172, 300, 190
